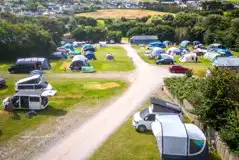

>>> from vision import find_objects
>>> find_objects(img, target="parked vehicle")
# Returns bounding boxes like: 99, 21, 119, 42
152, 114, 209, 160
15, 75, 53, 92
156, 58, 174, 65
8, 62, 41, 74
2, 90, 55, 110
132, 98, 183, 132
0, 78, 6, 88
169, 65, 189, 73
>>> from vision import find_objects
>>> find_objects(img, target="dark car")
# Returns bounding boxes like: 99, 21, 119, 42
8, 62, 40, 74
156, 58, 174, 65
0, 78, 6, 88
169, 65, 189, 73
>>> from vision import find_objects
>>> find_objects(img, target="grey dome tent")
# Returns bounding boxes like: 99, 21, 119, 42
180, 40, 191, 48
84, 51, 96, 60
70, 55, 88, 70
16, 58, 50, 70
152, 114, 209, 160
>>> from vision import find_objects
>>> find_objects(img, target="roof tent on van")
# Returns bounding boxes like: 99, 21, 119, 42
152, 115, 209, 160
150, 97, 182, 114
16, 57, 51, 70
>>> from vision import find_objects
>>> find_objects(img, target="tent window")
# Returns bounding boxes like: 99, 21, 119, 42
189, 139, 204, 154
18, 85, 34, 90
30, 97, 40, 102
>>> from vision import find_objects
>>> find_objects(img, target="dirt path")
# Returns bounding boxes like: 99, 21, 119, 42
38, 44, 175, 160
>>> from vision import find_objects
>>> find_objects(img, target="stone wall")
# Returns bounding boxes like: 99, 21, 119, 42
162, 86, 239, 160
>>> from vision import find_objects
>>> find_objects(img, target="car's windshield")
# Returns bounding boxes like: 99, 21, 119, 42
140, 108, 149, 118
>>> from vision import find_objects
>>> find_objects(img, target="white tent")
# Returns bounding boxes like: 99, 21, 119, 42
99, 41, 107, 47
179, 53, 197, 62
152, 114, 209, 160
152, 47, 165, 56
160, 54, 174, 60
166, 47, 181, 56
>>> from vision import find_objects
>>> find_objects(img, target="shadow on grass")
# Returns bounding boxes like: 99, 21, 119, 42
38, 105, 67, 116
136, 130, 153, 135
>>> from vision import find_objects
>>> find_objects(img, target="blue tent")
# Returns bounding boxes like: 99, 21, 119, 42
149, 42, 166, 48
84, 51, 96, 60
215, 48, 232, 57
62, 43, 74, 50
152, 47, 165, 57
82, 44, 95, 52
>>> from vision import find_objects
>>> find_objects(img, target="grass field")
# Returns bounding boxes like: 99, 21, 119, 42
75, 9, 169, 19
0, 77, 127, 143
89, 46, 134, 72
51, 46, 134, 72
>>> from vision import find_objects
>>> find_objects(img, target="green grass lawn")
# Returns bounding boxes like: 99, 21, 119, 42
97, 20, 105, 27
90, 46, 134, 72
47, 46, 134, 73
0, 77, 127, 143
121, 37, 129, 43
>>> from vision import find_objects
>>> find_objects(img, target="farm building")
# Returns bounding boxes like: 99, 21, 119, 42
16, 58, 51, 70
130, 35, 158, 45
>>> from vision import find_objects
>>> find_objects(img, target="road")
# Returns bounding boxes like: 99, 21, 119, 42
39, 44, 173, 160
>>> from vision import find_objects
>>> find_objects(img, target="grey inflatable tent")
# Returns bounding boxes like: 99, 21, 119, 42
152, 114, 209, 160
70, 55, 88, 70
16, 58, 51, 70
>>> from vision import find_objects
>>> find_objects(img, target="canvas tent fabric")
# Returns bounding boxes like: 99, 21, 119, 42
152, 47, 165, 57
49, 52, 67, 60
193, 41, 200, 46
215, 48, 232, 57
213, 57, 239, 67
82, 44, 95, 52
150, 97, 181, 113
152, 115, 209, 160
167, 47, 181, 56
180, 40, 191, 48
62, 43, 74, 50
203, 52, 221, 62
179, 53, 197, 62
16, 58, 50, 70
70, 55, 88, 70
130, 35, 158, 44
148, 42, 166, 48
84, 51, 96, 60
207, 43, 226, 51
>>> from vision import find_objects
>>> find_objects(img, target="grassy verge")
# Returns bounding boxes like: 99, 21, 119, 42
0, 77, 127, 143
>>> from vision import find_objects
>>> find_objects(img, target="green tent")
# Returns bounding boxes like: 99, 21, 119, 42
203, 52, 221, 62
72, 50, 81, 55
81, 66, 94, 73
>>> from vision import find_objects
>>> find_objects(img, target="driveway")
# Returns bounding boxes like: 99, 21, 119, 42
39, 44, 174, 160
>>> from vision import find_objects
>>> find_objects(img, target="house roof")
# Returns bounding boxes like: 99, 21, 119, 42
150, 97, 181, 112
213, 57, 239, 67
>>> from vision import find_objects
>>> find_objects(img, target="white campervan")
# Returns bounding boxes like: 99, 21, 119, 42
2, 90, 56, 110
15, 74, 52, 91
132, 98, 183, 132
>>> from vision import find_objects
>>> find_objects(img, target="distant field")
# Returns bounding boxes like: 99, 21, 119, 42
75, 9, 169, 19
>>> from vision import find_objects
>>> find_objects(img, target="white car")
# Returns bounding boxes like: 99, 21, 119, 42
132, 98, 183, 132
